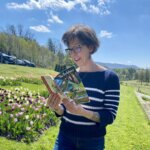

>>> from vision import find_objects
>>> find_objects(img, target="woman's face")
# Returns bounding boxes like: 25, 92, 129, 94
67, 38, 92, 67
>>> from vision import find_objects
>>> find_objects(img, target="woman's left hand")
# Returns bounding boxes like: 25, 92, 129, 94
62, 98, 100, 122
62, 98, 85, 116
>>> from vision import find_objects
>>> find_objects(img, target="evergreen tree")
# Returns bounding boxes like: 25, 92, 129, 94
145, 69, 150, 84
139, 69, 144, 85
47, 38, 56, 53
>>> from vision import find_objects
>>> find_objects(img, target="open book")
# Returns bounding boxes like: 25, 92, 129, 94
41, 66, 90, 104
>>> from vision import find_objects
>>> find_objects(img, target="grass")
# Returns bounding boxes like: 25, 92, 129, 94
0, 64, 57, 78
139, 87, 150, 96
105, 85, 150, 150
0, 125, 59, 150
0, 65, 150, 149
123, 80, 150, 95
0, 82, 46, 93
0, 64, 57, 95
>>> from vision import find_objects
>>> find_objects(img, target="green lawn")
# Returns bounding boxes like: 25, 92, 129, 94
0, 64, 57, 78
0, 125, 59, 150
105, 85, 150, 150
123, 80, 150, 95
0, 65, 150, 149
1, 82, 46, 93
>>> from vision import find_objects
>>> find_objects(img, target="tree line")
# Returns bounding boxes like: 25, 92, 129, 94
0, 24, 74, 68
114, 68, 150, 84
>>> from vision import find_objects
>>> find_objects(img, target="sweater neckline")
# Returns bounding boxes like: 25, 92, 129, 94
78, 69, 108, 74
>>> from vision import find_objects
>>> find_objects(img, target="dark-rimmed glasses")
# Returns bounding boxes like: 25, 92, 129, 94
65, 45, 82, 55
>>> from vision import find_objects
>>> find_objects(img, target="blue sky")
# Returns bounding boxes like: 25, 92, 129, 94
0, 0, 150, 68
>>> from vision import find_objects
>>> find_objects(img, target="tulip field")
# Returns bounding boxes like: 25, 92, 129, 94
0, 76, 58, 143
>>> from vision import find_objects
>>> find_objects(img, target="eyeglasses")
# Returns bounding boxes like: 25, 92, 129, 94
65, 45, 82, 55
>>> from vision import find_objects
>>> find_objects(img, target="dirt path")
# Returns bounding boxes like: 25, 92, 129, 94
135, 91, 150, 120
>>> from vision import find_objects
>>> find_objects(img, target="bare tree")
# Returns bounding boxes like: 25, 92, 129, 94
17, 24, 24, 37
6, 25, 16, 36
24, 29, 34, 41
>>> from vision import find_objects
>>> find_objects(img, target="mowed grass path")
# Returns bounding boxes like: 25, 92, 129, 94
105, 85, 150, 150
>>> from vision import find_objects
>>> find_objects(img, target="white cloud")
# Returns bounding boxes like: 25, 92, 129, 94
6, 0, 79, 10
83, 5, 100, 14
98, 0, 110, 6
90, 5, 100, 14
77, 1, 100, 15
6, 0, 41, 10
97, 0, 112, 15
30, 25, 50, 32
99, 30, 113, 38
7, 2, 32, 10
80, 3, 88, 12
48, 12, 63, 24
101, 10, 110, 15
6, 0, 112, 15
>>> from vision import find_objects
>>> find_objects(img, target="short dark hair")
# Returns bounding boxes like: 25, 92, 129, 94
62, 24, 100, 54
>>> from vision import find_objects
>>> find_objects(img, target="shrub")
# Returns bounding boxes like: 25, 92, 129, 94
16, 77, 43, 85
142, 96, 150, 101
39, 90, 49, 98
0, 76, 21, 86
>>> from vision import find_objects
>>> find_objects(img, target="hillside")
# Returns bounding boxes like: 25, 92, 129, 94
0, 32, 65, 68
97, 62, 139, 69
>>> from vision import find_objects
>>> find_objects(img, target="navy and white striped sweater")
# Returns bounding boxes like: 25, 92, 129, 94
57, 70, 120, 138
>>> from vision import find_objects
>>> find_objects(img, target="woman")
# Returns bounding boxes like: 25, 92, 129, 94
47, 24, 120, 150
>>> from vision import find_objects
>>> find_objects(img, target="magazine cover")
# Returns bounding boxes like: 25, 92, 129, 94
41, 66, 90, 104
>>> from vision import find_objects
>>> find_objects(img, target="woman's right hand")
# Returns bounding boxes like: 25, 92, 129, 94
47, 92, 64, 116
47, 92, 62, 111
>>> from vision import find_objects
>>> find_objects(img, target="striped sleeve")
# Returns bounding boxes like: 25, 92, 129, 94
97, 71, 120, 126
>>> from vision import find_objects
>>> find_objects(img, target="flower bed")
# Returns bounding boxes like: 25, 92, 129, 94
0, 87, 58, 143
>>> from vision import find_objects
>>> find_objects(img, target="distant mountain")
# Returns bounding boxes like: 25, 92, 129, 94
96, 62, 139, 69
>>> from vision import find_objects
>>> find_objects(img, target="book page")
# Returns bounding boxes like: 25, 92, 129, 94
54, 66, 90, 104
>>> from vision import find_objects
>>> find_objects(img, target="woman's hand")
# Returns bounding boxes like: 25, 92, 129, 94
47, 92, 61, 110
47, 92, 64, 115
62, 98, 100, 122
62, 98, 85, 116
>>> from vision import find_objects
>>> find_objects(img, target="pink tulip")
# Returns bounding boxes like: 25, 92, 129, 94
14, 118, 18, 122
26, 127, 31, 131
